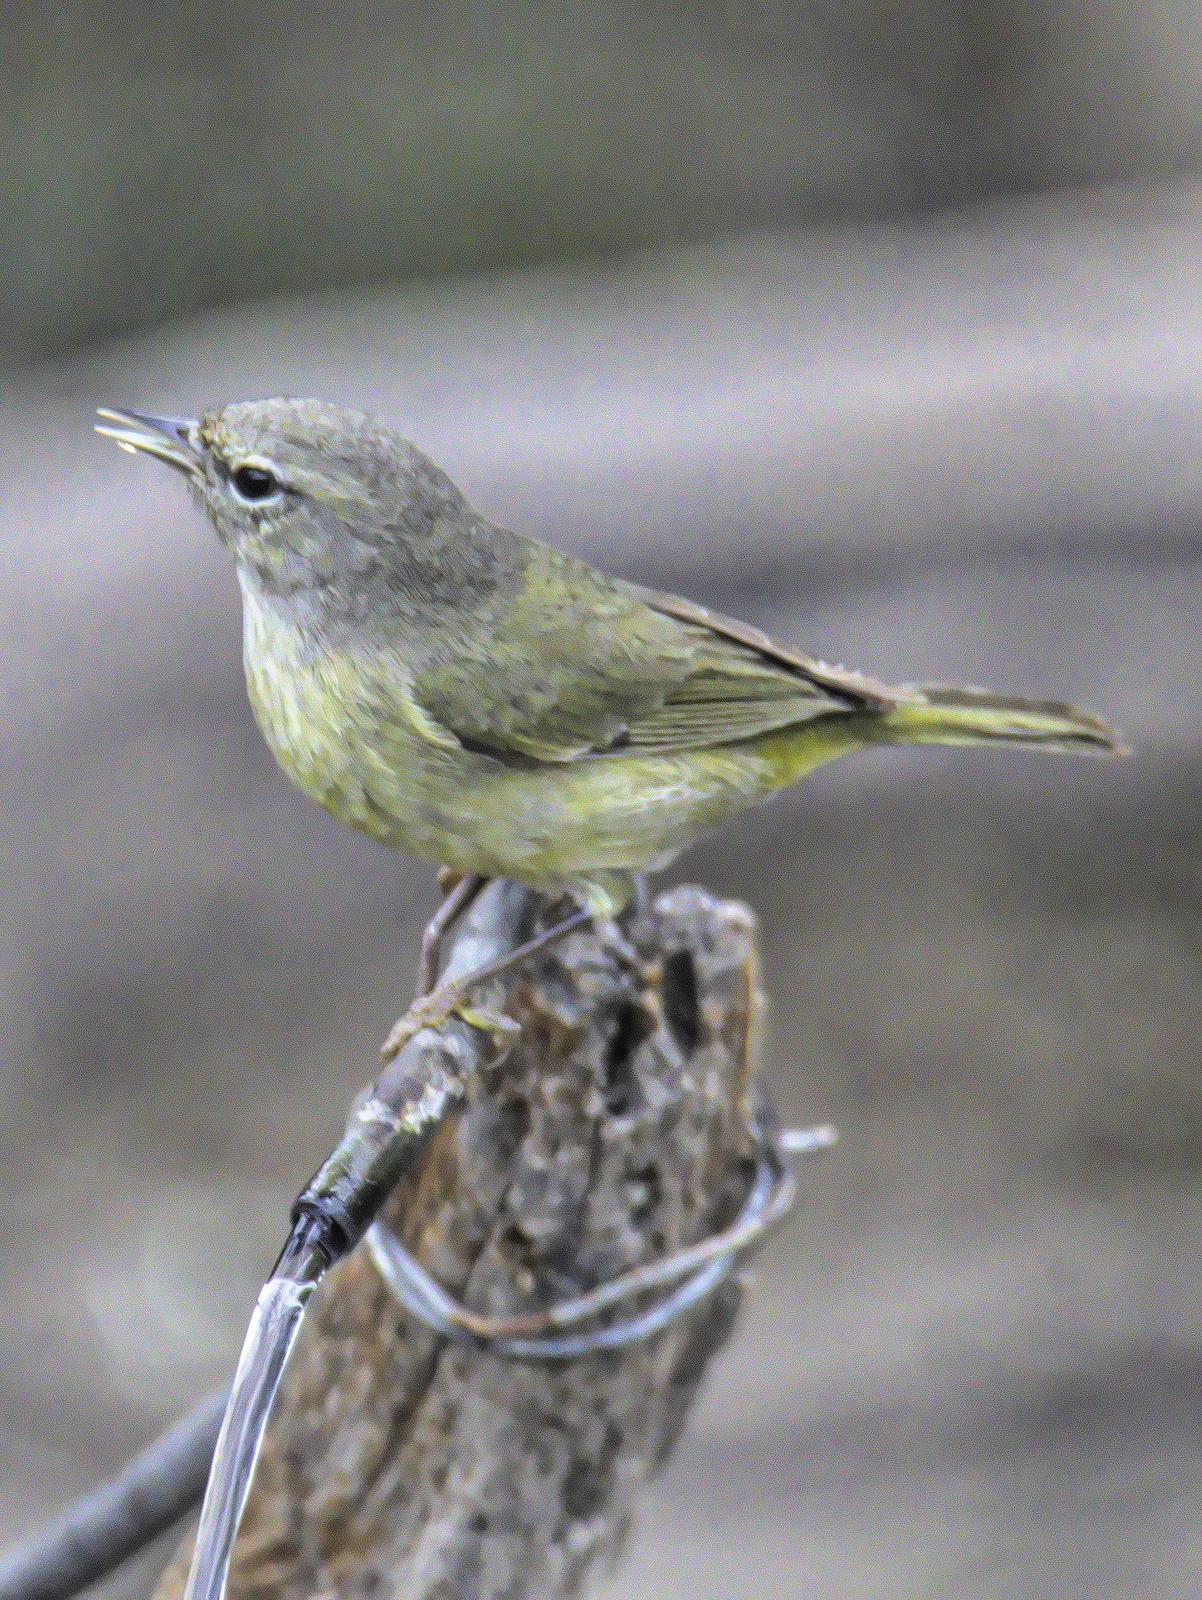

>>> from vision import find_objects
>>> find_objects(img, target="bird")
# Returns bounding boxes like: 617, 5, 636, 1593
96, 398, 1121, 1031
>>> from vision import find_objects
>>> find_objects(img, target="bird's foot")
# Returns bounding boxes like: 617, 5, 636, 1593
386, 895, 594, 1061
380, 979, 516, 1061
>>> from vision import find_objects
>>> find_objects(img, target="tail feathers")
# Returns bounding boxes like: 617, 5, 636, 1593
877, 683, 1125, 755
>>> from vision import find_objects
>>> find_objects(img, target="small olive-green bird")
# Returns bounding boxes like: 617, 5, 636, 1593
97, 399, 1121, 920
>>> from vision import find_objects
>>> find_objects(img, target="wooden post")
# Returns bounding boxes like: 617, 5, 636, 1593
156, 885, 773, 1600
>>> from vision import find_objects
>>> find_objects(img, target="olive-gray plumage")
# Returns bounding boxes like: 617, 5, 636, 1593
97, 398, 1121, 915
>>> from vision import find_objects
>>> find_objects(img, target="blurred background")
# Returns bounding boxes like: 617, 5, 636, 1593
1, 3, 1200, 1596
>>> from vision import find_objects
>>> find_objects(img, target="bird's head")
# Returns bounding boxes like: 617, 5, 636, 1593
96, 398, 466, 598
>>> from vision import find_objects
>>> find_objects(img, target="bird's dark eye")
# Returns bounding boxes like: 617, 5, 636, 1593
230, 464, 280, 503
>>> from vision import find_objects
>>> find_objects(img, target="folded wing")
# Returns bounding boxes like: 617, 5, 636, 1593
406, 550, 894, 767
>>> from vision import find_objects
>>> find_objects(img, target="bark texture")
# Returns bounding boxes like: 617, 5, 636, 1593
157, 884, 772, 1600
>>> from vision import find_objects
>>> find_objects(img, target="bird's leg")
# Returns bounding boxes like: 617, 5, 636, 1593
416, 872, 488, 998
381, 901, 594, 1061
430, 903, 594, 999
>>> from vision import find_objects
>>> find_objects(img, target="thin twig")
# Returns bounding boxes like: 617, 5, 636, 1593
0, 1391, 227, 1600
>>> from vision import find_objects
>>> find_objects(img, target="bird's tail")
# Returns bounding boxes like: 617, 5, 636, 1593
873, 684, 1125, 755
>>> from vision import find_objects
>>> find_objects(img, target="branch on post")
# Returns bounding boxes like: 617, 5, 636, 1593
156, 883, 776, 1600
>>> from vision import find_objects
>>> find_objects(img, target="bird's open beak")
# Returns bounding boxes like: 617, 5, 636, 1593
95, 407, 203, 480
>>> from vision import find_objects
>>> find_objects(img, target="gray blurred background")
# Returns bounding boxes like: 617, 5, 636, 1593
1, 4, 1199, 1597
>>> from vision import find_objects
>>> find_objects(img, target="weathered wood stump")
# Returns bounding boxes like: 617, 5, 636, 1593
157, 883, 774, 1600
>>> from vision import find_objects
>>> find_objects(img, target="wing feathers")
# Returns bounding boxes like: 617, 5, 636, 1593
626, 583, 899, 711
620, 691, 836, 751
408, 554, 895, 768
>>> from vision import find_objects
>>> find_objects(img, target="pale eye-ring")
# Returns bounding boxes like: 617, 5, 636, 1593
230, 463, 282, 504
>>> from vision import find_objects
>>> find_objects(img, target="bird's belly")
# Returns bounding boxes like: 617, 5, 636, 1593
240, 598, 791, 886
246, 653, 757, 875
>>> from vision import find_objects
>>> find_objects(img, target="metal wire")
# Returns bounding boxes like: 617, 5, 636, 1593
366, 1122, 833, 1360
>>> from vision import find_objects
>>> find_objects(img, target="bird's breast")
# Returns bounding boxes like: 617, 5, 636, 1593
238, 581, 421, 842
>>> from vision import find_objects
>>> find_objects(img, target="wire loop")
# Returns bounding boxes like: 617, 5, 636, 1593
366, 1121, 834, 1360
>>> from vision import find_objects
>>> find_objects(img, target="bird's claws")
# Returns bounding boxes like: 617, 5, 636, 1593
380, 983, 518, 1060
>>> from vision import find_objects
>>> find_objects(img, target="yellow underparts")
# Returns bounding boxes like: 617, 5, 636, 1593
240, 588, 871, 915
